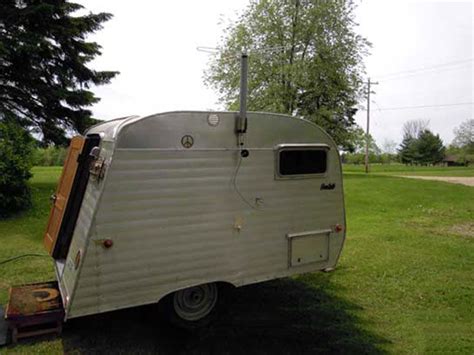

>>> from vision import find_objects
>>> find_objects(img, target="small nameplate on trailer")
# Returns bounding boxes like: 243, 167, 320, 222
320, 183, 336, 190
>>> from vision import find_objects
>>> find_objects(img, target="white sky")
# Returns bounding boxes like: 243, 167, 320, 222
77, 0, 473, 148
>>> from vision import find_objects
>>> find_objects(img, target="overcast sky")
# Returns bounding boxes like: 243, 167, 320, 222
77, 0, 473, 149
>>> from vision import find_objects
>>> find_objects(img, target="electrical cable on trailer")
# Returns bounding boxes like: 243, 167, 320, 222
0, 253, 49, 266
198, 45, 284, 210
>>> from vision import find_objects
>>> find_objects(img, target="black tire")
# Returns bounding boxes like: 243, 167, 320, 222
162, 283, 220, 329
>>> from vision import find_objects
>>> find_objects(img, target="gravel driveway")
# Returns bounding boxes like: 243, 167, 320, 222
399, 176, 474, 187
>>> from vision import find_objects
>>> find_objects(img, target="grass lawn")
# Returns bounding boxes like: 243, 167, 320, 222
1, 166, 473, 354
0, 167, 59, 301
344, 163, 474, 176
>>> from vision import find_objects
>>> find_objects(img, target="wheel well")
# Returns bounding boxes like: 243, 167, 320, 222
157, 280, 236, 305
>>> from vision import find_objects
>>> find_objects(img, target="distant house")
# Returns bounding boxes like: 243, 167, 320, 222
441, 155, 470, 167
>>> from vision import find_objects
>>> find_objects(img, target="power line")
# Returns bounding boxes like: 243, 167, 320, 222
374, 58, 473, 78
377, 64, 473, 82
375, 102, 474, 111
373, 58, 474, 81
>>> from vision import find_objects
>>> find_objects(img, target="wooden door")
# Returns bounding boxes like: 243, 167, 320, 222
43, 136, 85, 255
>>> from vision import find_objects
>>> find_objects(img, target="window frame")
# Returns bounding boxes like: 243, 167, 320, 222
275, 143, 330, 180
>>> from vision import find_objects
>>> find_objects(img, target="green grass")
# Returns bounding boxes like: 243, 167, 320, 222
0, 166, 473, 354
326, 174, 473, 353
344, 163, 474, 176
0, 167, 60, 304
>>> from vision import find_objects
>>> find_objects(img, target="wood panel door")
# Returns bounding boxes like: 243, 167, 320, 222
43, 136, 85, 255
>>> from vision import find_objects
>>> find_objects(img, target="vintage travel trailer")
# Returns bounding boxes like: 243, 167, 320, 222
41, 110, 346, 326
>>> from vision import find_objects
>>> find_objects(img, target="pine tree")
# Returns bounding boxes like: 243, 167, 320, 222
398, 129, 445, 165
416, 130, 445, 165
398, 135, 417, 165
0, 0, 118, 145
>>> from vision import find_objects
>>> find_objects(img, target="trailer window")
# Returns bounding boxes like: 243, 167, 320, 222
279, 149, 327, 176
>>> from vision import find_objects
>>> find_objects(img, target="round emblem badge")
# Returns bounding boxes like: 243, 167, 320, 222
181, 135, 194, 148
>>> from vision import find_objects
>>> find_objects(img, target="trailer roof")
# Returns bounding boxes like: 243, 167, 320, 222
86, 111, 336, 150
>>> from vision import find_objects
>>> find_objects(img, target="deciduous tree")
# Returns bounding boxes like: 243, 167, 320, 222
452, 119, 474, 153
345, 125, 379, 154
205, 0, 369, 150
401, 119, 429, 141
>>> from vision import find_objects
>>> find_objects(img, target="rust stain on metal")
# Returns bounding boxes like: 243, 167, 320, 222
6, 281, 63, 320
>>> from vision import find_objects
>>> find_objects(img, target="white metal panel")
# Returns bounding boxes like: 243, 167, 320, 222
288, 230, 331, 266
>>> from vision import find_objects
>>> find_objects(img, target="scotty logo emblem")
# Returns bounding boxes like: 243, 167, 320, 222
320, 182, 336, 190
181, 135, 194, 148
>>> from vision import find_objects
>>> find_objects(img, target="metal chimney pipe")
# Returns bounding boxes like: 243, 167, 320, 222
237, 52, 248, 133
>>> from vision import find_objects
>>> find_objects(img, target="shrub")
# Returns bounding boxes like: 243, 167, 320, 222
342, 152, 398, 165
0, 119, 35, 217
33, 146, 67, 166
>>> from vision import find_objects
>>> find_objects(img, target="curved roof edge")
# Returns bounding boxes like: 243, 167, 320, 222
86, 111, 338, 149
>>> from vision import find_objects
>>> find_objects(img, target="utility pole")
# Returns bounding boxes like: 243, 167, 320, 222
365, 78, 378, 173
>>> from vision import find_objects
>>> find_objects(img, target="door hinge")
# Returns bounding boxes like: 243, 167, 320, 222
88, 146, 106, 181
89, 158, 106, 181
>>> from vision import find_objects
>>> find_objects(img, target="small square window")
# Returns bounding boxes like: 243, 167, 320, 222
278, 146, 328, 177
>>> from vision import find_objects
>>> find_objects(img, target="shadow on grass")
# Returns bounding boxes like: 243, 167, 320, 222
61, 277, 389, 354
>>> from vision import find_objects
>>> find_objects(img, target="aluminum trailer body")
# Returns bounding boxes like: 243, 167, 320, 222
43, 111, 346, 320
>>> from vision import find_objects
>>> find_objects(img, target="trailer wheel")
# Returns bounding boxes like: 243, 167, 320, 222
166, 283, 218, 328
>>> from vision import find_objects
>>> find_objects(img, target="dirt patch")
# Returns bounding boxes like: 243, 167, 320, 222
447, 223, 474, 238
398, 176, 474, 187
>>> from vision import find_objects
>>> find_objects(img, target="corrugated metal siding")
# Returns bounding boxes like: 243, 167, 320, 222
68, 149, 344, 318
67, 112, 345, 318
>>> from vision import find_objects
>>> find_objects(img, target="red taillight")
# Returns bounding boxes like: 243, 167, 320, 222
103, 239, 114, 248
